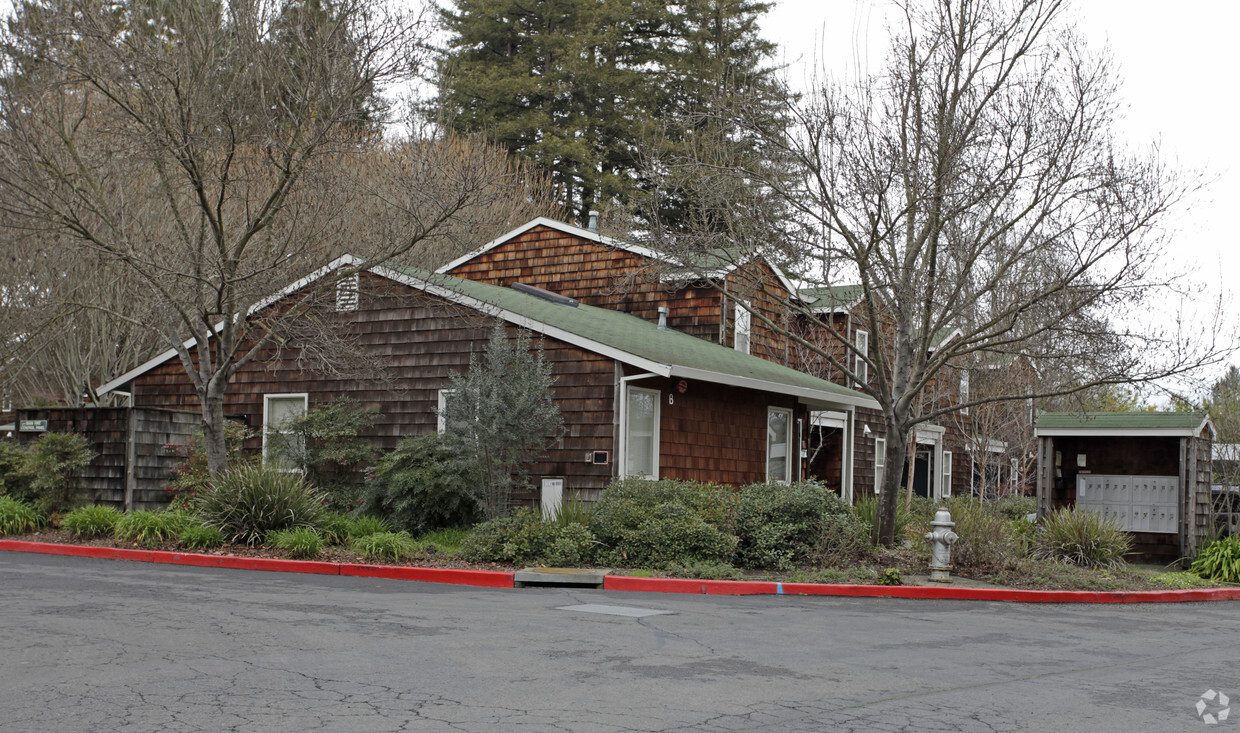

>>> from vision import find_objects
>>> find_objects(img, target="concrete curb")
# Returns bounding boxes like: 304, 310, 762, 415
4, 539, 1238, 603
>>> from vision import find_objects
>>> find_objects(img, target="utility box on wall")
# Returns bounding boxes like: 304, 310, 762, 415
1075, 475, 1178, 534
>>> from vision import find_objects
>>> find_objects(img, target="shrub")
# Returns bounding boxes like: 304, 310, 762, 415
994, 493, 1038, 520
21, 432, 96, 514
61, 505, 122, 538
267, 397, 378, 512
0, 495, 42, 535
319, 511, 354, 545
808, 513, 872, 567
164, 420, 257, 509
114, 510, 195, 546
1032, 508, 1132, 569
346, 514, 392, 539
942, 498, 1020, 571
1190, 537, 1240, 583
600, 478, 741, 533
459, 509, 598, 566
357, 434, 481, 534
853, 496, 919, 545
352, 531, 420, 562
666, 561, 745, 580
179, 524, 225, 551
0, 440, 32, 501
196, 465, 326, 545
591, 502, 736, 569
734, 481, 853, 569
546, 493, 596, 526
420, 526, 469, 554
268, 527, 324, 559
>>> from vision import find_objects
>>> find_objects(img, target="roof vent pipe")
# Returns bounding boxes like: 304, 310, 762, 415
588, 210, 599, 232
657, 306, 669, 331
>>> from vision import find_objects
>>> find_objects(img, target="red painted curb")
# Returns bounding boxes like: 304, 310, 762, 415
5, 540, 1239, 602
341, 563, 514, 588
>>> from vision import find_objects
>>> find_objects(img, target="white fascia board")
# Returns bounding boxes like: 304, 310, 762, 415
97, 254, 364, 396
667, 365, 879, 411
435, 217, 665, 274
928, 328, 964, 352
1035, 426, 1204, 438
372, 265, 674, 379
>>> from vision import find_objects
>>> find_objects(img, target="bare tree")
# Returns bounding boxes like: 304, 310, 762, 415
639, 0, 1225, 545
0, 0, 554, 473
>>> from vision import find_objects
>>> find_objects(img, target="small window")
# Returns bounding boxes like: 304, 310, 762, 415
263, 393, 308, 469
942, 450, 953, 498
767, 407, 793, 483
854, 330, 869, 387
960, 370, 970, 415
1, 394, 10, 412
336, 272, 359, 312
624, 386, 660, 478
874, 437, 886, 495
734, 301, 752, 354
437, 388, 457, 434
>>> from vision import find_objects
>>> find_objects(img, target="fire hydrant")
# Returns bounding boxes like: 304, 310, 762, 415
924, 507, 959, 583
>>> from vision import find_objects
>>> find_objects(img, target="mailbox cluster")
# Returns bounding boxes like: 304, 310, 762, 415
1074, 475, 1179, 534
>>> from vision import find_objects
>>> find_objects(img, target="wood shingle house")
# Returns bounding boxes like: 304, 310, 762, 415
95, 257, 875, 509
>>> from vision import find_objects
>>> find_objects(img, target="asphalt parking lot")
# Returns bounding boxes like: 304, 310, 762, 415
3, 551, 1238, 732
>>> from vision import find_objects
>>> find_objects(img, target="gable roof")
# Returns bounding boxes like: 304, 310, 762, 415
799, 284, 865, 314
100, 256, 878, 411
1035, 411, 1213, 438
436, 217, 801, 297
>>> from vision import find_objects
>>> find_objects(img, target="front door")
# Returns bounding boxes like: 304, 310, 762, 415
913, 446, 934, 499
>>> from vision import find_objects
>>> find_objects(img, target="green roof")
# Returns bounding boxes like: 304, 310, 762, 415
1036, 411, 1212, 436
800, 284, 864, 311
389, 266, 876, 410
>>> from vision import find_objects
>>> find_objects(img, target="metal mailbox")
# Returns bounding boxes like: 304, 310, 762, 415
1075, 474, 1178, 534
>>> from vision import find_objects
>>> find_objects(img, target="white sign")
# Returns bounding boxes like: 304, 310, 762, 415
19, 419, 48, 432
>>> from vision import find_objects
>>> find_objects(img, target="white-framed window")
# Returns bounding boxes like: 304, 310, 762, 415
960, 370, 970, 415
942, 450, 953, 498
0, 394, 10, 412
734, 301, 752, 354
437, 388, 457, 434
854, 329, 869, 387
623, 386, 660, 479
766, 407, 793, 483
263, 393, 308, 469
336, 272, 359, 312
874, 437, 886, 494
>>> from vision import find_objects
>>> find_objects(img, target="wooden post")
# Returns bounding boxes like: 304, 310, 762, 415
124, 407, 136, 512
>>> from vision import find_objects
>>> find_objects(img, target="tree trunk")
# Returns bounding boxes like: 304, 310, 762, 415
875, 421, 909, 547
202, 390, 229, 476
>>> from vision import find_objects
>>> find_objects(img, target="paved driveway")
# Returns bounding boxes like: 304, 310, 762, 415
2, 552, 1237, 732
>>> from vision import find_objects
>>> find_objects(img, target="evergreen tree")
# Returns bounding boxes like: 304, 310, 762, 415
433, 0, 785, 227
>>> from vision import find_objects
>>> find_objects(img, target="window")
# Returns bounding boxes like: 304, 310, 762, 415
942, 450, 953, 498
0, 394, 10, 412
874, 437, 886, 494
734, 301, 751, 354
767, 407, 793, 483
854, 330, 869, 386
624, 386, 660, 478
960, 370, 970, 415
263, 393, 307, 469
437, 389, 457, 434
336, 272, 359, 312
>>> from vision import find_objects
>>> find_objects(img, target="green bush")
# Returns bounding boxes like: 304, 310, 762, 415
734, 481, 853, 569
942, 498, 1020, 570
346, 514, 392, 539
21, 432, 96, 515
994, 493, 1038, 520
459, 508, 598, 566
268, 527, 324, 559
0, 495, 42, 535
352, 531, 420, 562
179, 524, 225, 551
0, 440, 32, 501
1032, 508, 1132, 569
357, 434, 481, 533
420, 526, 469, 555
196, 465, 326, 545
318, 511, 354, 545
808, 513, 872, 567
852, 495, 919, 545
114, 510, 195, 546
61, 505, 122, 538
666, 561, 745, 580
268, 397, 378, 512
591, 501, 736, 569
1190, 537, 1240, 583
600, 478, 741, 533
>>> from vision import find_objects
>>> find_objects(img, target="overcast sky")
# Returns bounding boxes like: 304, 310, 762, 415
761, 1, 1240, 389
